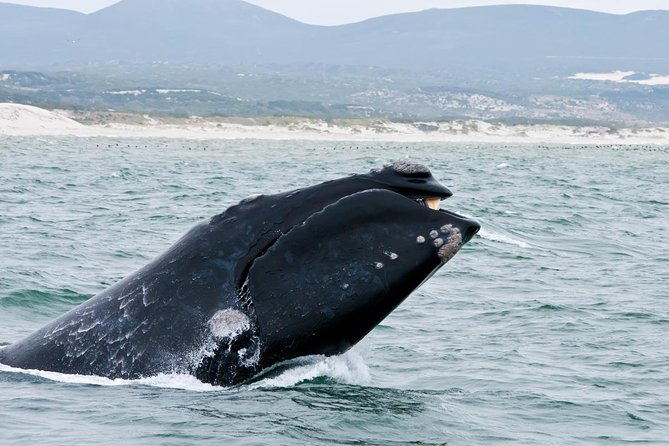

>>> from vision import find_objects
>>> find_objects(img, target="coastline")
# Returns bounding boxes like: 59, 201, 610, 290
1, 103, 668, 144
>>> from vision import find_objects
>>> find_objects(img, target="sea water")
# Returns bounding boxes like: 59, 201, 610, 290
0, 137, 667, 445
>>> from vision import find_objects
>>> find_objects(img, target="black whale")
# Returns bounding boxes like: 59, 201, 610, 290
0, 162, 480, 386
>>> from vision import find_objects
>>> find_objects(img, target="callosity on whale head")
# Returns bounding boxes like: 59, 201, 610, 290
0, 162, 479, 387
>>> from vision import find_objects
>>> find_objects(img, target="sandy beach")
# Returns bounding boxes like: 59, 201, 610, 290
1, 103, 668, 144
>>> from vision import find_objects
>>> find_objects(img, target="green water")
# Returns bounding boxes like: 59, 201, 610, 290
1, 137, 667, 445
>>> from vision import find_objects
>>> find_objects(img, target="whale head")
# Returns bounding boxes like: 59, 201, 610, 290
210, 162, 480, 375
0, 162, 478, 388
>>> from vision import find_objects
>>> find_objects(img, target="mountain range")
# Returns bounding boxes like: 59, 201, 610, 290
1, 0, 668, 76
1, 0, 668, 124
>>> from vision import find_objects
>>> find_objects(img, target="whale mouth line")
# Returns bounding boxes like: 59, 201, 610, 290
240, 192, 451, 291
237, 190, 431, 294
235, 189, 463, 312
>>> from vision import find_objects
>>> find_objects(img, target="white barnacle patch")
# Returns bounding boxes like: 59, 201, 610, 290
241, 194, 262, 204
384, 250, 399, 260
438, 226, 464, 264
441, 224, 454, 233
416, 235, 426, 244
208, 309, 251, 340
341, 283, 350, 290
389, 160, 431, 175
433, 238, 444, 248
375, 262, 385, 269
430, 230, 439, 239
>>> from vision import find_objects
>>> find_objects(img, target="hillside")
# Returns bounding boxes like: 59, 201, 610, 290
1, 1, 668, 124
1, 1, 668, 75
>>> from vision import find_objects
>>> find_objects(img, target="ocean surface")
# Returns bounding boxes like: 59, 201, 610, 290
0, 137, 667, 445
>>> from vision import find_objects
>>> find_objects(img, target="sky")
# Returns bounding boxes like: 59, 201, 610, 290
2, 0, 668, 25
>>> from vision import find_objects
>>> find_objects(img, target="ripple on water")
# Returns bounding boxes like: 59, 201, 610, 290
0, 139, 668, 444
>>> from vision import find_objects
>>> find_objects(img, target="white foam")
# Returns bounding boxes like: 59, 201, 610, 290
0, 350, 370, 391
478, 228, 530, 248
0, 363, 219, 392
135, 373, 220, 391
250, 350, 370, 389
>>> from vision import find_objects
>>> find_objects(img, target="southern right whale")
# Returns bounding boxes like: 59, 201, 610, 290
0, 161, 480, 386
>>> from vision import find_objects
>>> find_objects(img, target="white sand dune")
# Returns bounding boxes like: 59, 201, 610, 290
569, 71, 669, 86
0, 103, 86, 133
1, 103, 668, 144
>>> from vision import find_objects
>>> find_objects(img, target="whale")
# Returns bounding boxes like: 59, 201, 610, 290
0, 162, 480, 386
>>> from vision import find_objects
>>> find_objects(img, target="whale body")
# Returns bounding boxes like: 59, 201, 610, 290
0, 162, 480, 386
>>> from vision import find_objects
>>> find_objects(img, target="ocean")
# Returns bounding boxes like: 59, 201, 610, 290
1, 137, 667, 445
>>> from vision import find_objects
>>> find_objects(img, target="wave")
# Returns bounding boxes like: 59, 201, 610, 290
0, 362, 219, 392
247, 350, 370, 389
0, 350, 370, 392
0, 289, 90, 311
477, 228, 531, 248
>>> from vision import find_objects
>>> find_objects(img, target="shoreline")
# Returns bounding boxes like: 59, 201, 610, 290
1, 103, 668, 144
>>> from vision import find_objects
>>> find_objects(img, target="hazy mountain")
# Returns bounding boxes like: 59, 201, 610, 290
320, 6, 669, 75
2, 0, 668, 124
0, 4, 85, 65
82, 0, 315, 64
1, 0, 668, 76
0, 0, 313, 66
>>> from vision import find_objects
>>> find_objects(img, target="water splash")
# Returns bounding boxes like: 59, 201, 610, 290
478, 228, 530, 248
0, 363, 219, 392
249, 350, 371, 389
0, 350, 370, 392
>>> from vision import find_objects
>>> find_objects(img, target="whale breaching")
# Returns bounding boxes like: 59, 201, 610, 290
0, 162, 480, 386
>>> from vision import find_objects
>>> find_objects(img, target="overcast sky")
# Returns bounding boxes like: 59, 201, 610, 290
2, 0, 668, 24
